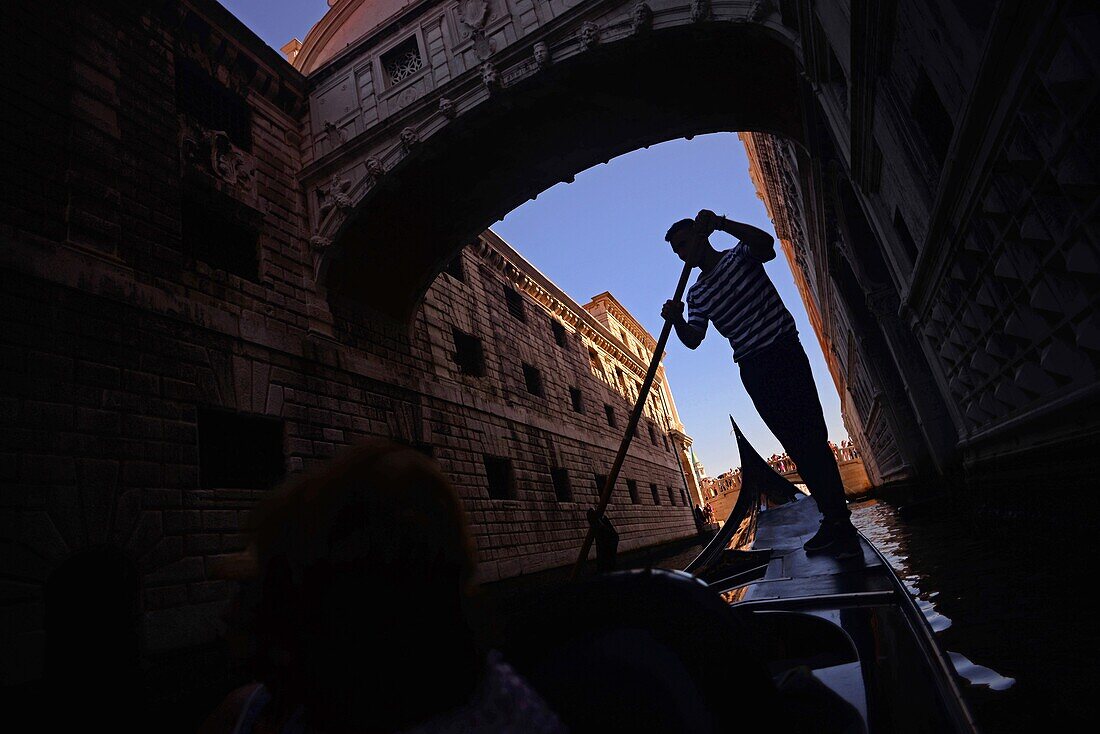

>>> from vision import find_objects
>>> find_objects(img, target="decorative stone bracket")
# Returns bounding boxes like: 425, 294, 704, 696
180, 119, 257, 206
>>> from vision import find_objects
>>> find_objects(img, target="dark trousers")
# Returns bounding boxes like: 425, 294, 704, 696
738, 337, 849, 521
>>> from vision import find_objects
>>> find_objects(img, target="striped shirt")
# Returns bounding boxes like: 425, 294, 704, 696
686, 243, 797, 362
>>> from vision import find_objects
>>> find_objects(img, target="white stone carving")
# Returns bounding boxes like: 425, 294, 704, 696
691, 0, 710, 23
632, 3, 653, 35
533, 41, 551, 69
579, 22, 600, 50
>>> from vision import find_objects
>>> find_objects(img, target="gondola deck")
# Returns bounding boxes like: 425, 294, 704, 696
692, 494, 978, 733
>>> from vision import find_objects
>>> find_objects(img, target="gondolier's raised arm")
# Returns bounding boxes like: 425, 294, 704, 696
697, 209, 776, 262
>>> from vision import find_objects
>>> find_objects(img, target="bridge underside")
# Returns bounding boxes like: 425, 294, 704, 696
325, 27, 802, 322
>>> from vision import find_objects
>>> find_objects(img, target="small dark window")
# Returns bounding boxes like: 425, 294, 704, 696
551, 319, 568, 348
667, 486, 676, 505
650, 483, 661, 505
662, 433, 670, 451
453, 328, 485, 376
198, 408, 284, 489
893, 208, 919, 265
604, 405, 616, 428
181, 189, 259, 280
681, 488, 688, 505
380, 36, 424, 86
484, 455, 515, 499
504, 286, 526, 322
627, 479, 639, 504
569, 387, 584, 413
175, 58, 252, 151
551, 468, 572, 502
444, 251, 465, 282
594, 474, 608, 497
647, 422, 656, 445
911, 68, 955, 168
522, 363, 544, 396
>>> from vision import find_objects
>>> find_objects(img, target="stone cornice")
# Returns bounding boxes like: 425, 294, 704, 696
584, 291, 658, 352
477, 231, 656, 383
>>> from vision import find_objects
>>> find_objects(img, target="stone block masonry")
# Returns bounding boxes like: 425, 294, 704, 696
0, 0, 698, 716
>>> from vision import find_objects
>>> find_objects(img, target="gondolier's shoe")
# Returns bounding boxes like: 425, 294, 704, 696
829, 523, 863, 560
804, 518, 861, 558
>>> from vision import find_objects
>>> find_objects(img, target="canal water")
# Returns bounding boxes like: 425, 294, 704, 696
845, 497, 1096, 731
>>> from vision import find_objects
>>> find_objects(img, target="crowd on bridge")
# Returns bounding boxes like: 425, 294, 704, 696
766, 440, 860, 475
701, 439, 861, 500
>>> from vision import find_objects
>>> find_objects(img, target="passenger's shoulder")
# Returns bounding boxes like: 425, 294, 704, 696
196, 683, 263, 734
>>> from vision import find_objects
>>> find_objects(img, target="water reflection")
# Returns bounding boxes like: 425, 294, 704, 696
851, 500, 1010, 688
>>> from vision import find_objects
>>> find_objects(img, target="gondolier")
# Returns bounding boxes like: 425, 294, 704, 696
661, 210, 859, 558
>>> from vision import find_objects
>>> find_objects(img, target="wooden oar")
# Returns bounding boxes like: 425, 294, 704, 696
569, 260, 694, 580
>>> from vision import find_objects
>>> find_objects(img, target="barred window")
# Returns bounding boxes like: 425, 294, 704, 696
453, 328, 485, 376
522, 363, 544, 397
175, 58, 252, 151
551, 319, 568, 348
445, 251, 465, 282
594, 474, 608, 497
484, 455, 515, 499
181, 188, 259, 280
551, 468, 572, 502
381, 37, 424, 86
504, 286, 526, 322
569, 386, 584, 413
199, 408, 284, 489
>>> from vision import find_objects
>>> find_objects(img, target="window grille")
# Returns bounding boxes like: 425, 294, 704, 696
484, 455, 515, 499
181, 189, 259, 280
551, 468, 572, 502
381, 37, 424, 86
175, 58, 252, 151
504, 286, 526, 322
453, 328, 485, 376
198, 408, 284, 489
569, 386, 584, 413
522, 363, 544, 396
551, 319, 568, 347
445, 251, 465, 282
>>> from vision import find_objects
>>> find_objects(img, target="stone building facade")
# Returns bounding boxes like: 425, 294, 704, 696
0, 0, 697, 720
3, 0, 1099, 725
735, 0, 1099, 500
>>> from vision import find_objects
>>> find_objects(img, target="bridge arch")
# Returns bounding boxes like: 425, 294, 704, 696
312, 19, 808, 322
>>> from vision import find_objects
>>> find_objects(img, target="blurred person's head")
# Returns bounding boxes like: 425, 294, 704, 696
245, 439, 480, 731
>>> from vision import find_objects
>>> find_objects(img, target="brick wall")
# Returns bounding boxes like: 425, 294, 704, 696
0, 0, 695, 713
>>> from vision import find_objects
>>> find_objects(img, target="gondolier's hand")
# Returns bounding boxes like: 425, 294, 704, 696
661, 299, 684, 323
694, 209, 721, 236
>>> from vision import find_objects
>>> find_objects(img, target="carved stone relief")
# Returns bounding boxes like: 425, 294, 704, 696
180, 120, 258, 206
457, 0, 495, 60
579, 22, 601, 50
533, 41, 551, 69
632, 3, 654, 35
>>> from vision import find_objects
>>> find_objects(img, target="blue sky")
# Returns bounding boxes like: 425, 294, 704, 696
221, 1, 850, 474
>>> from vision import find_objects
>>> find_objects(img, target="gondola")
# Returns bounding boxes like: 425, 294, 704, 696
499, 417, 977, 733
683, 417, 978, 732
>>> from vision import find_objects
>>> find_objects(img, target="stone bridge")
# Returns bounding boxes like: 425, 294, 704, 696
294, 0, 802, 321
